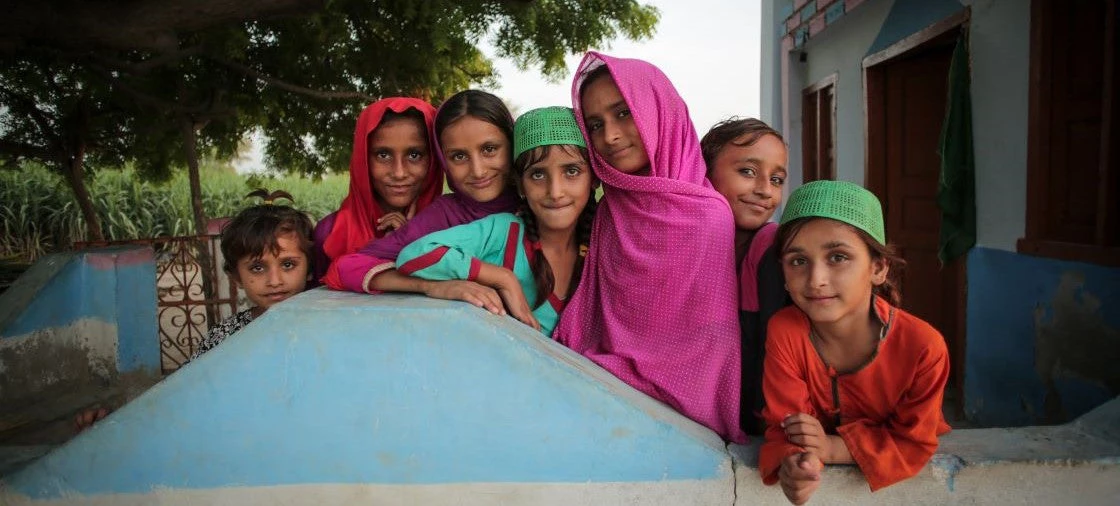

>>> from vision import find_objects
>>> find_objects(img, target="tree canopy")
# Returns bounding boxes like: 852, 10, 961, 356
0, 0, 659, 239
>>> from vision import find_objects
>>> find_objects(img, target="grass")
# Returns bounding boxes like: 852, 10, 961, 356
0, 161, 349, 263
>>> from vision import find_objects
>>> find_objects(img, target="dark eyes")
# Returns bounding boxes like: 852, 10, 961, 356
564, 166, 583, 177
586, 119, 603, 132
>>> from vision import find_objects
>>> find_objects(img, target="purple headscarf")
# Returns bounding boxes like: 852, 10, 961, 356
554, 52, 745, 443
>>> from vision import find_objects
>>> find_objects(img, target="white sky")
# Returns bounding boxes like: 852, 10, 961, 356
236, 0, 760, 173
487, 0, 762, 133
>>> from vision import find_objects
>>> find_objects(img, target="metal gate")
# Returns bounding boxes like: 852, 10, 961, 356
76, 235, 240, 373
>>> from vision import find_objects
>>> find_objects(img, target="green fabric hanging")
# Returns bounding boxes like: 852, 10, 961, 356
937, 31, 976, 265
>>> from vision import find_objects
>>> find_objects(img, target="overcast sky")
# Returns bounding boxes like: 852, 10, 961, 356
236, 0, 760, 173
486, 0, 761, 134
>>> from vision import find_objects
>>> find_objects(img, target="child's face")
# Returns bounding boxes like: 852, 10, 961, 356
581, 75, 650, 175
440, 116, 512, 202
519, 146, 593, 234
780, 219, 888, 327
368, 117, 430, 213
234, 232, 309, 313
709, 133, 788, 231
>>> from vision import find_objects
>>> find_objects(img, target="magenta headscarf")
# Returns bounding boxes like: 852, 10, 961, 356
322, 91, 520, 292
554, 52, 745, 443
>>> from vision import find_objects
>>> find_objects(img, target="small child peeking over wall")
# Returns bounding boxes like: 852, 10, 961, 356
192, 195, 314, 359
759, 180, 950, 504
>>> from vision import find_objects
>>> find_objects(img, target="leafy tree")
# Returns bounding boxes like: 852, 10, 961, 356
1, 0, 659, 242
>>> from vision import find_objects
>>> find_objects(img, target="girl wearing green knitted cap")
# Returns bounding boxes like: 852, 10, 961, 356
395, 107, 596, 337
758, 180, 950, 504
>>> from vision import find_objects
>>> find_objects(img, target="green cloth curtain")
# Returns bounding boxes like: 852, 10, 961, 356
936, 31, 976, 265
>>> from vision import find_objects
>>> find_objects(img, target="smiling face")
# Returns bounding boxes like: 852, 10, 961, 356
234, 232, 309, 316
440, 116, 512, 202
368, 116, 430, 213
780, 219, 888, 327
709, 133, 788, 231
580, 73, 650, 175
519, 145, 593, 234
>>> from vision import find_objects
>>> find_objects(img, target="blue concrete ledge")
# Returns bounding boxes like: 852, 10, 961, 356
1, 289, 733, 504
3, 288, 1118, 505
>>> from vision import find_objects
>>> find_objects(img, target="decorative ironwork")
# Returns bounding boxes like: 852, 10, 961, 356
75, 235, 239, 374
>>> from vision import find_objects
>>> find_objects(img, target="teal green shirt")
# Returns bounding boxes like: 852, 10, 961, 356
397, 213, 564, 337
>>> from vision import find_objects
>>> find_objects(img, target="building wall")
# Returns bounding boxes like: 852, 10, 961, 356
764, 0, 1120, 426
798, 0, 894, 185
0, 246, 160, 408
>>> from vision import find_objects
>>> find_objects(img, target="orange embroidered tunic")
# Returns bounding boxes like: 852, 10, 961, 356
758, 296, 951, 491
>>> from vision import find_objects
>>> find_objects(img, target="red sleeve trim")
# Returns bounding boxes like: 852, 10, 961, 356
468, 257, 482, 281
548, 293, 565, 313
398, 246, 450, 275
503, 222, 521, 270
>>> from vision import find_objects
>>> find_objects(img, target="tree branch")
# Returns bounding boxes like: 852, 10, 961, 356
0, 138, 64, 164
0, 0, 325, 53
212, 57, 376, 101
0, 86, 60, 148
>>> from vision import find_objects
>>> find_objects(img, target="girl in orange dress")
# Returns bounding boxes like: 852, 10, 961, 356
759, 180, 950, 504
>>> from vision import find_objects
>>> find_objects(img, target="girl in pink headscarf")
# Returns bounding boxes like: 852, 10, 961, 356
555, 52, 746, 443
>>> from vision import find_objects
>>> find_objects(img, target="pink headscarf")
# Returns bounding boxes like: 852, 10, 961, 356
554, 52, 745, 443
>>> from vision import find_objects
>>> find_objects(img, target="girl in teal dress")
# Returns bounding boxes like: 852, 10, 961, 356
396, 106, 597, 337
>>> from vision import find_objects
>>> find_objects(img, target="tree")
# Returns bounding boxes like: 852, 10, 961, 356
0, 0, 660, 241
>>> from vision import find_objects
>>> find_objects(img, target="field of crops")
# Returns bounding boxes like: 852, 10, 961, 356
0, 161, 350, 263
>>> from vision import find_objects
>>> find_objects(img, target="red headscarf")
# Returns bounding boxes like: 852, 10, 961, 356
321, 98, 445, 261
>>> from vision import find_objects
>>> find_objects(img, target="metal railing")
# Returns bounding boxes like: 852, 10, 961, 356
76, 234, 239, 374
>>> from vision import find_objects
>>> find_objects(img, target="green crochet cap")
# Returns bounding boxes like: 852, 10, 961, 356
513, 106, 586, 159
780, 180, 887, 245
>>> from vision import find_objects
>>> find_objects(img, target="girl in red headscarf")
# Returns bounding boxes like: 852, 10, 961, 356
312, 98, 445, 283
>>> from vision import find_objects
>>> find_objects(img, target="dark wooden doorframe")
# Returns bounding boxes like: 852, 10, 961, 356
863, 9, 970, 400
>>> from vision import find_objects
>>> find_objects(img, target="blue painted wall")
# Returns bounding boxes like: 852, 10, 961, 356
866, 0, 965, 56
4, 291, 729, 499
0, 246, 159, 374
965, 248, 1120, 427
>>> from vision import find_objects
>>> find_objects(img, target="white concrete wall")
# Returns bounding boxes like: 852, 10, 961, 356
962, 0, 1030, 250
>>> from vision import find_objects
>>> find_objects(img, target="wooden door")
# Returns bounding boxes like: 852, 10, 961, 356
867, 37, 966, 388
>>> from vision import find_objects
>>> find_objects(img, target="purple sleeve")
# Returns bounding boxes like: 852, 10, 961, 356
359, 198, 456, 260
310, 212, 338, 287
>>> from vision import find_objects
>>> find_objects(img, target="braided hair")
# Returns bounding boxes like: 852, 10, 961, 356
513, 144, 598, 308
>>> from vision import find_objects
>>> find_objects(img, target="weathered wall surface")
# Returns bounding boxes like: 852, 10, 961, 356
0, 246, 159, 409
965, 247, 1120, 427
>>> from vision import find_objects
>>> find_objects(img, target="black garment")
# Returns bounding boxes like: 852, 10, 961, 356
740, 243, 789, 435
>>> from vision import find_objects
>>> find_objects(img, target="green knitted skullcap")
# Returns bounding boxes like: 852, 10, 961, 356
513, 106, 586, 159
780, 180, 887, 245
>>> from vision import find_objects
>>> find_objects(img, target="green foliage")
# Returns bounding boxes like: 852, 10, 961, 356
0, 162, 348, 262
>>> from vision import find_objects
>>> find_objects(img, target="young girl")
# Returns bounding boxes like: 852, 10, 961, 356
554, 52, 746, 443
313, 97, 444, 283
701, 118, 790, 435
323, 90, 521, 315
394, 106, 596, 337
759, 180, 950, 504
193, 197, 315, 359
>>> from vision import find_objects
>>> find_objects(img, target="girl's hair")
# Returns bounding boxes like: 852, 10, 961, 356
512, 144, 598, 308
776, 217, 905, 307
220, 205, 315, 275
434, 90, 514, 147
376, 108, 428, 135
700, 117, 784, 172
